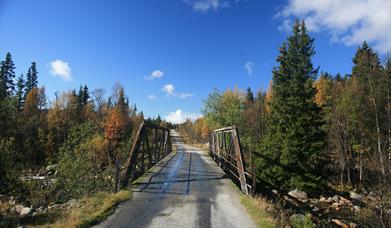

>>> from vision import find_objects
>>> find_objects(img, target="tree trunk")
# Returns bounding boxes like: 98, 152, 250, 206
388, 73, 391, 172
367, 75, 385, 176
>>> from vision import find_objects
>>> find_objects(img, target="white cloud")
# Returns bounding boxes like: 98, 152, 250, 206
162, 84, 175, 95
148, 94, 157, 100
161, 84, 193, 99
49, 59, 72, 82
184, 0, 244, 13
278, 0, 391, 54
164, 109, 202, 124
194, 0, 229, 13
145, 70, 164, 80
244, 61, 254, 76
178, 93, 193, 99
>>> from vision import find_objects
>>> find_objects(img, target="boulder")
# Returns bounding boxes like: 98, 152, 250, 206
349, 191, 363, 201
319, 196, 327, 202
331, 195, 339, 203
368, 191, 377, 201
13, 205, 24, 214
339, 197, 352, 206
288, 189, 308, 201
19, 207, 32, 216
353, 206, 361, 212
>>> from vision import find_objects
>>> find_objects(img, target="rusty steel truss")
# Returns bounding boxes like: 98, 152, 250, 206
120, 121, 171, 188
210, 126, 256, 195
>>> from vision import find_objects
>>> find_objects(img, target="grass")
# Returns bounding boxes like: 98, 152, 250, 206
241, 195, 288, 228
36, 190, 132, 228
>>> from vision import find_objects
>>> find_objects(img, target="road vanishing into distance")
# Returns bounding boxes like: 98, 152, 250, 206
96, 131, 256, 228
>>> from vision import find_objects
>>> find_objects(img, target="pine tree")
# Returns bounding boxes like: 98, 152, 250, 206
257, 20, 325, 192
0, 52, 16, 99
16, 74, 25, 111
25, 62, 38, 96
82, 85, 89, 105
246, 87, 254, 103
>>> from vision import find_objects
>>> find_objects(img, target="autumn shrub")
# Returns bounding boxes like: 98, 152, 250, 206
55, 121, 113, 202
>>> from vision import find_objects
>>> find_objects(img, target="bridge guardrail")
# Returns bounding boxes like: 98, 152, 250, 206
209, 126, 256, 195
120, 121, 171, 188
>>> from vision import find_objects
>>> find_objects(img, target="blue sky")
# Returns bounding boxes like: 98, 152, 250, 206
1, 0, 390, 123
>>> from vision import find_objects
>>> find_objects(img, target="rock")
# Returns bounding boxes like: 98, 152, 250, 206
349, 223, 358, 228
312, 207, 320, 212
368, 191, 377, 201
331, 202, 340, 208
46, 164, 57, 171
349, 191, 363, 201
319, 196, 327, 202
339, 197, 352, 206
331, 218, 348, 227
46, 164, 57, 176
331, 195, 339, 203
288, 189, 307, 201
9, 196, 16, 205
353, 206, 361, 212
324, 197, 334, 203
272, 189, 278, 195
19, 207, 32, 216
14, 205, 24, 214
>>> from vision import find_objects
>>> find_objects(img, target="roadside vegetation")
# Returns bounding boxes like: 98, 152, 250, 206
178, 20, 391, 227
0, 53, 169, 226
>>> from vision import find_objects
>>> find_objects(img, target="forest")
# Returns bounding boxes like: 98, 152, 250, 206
178, 21, 391, 226
1, 19, 390, 227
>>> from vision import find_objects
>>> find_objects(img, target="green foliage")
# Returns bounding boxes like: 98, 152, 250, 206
290, 213, 316, 228
256, 20, 325, 192
25, 61, 38, 96
202, 88, 244, 128
55, 121, 112, 201
0, 52, 16, 99
0, 138, 25, 195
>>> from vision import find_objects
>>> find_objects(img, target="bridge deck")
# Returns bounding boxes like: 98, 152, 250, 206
95, 131, 255, 228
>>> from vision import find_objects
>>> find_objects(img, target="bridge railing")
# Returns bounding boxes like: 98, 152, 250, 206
120, 121, 171, 188
209, 126, 256, 195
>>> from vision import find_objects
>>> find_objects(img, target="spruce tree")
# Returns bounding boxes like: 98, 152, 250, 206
257, 20, 325, 192
16, 74, 26, 111
82, 85, 89, 105
246, 87, 254, 103
25, 62, 38, 96
0, 52, 16, 99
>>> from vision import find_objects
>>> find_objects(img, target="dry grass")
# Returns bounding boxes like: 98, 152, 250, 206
36, 190, 132, 228
241, 195, 288, 228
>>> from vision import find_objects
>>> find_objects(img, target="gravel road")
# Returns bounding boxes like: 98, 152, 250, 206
95, 130, 256, 228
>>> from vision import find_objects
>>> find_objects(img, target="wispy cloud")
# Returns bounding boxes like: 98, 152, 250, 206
164, 109, 202, 124
244, 61, 254, 76
49, 59, 72, 82
145, 70, 164, 80
148, 94, 157, 100
277, 0, 391, 54
161, 84, 193, 99
184, 0, 247, 13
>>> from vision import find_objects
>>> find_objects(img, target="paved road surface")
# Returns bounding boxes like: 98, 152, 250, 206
96, 131, 256, 228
